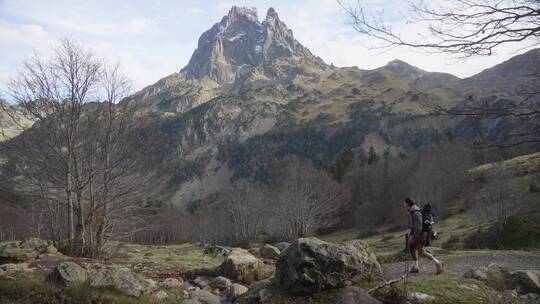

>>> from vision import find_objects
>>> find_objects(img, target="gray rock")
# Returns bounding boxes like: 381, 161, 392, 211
464, 268, 488, 280
511, 270, 540, 294
88, 267, 156, 297
0, 263, 19, 272
46, 244, 58, 254
190, 289, 221, 304
220, 248, 264, 284
210, 276, 232, 289
0, 242, 39, 262
47, 262, 87, 286
405, 292, 435, 304
0, 263, 30, 274
274, 242, 291, 252
336, 286, 382, 304
519, 293, 540, 304
464, 264, 510, 290
20, 238, 49, 253
204, 245, 231, 257
227, 283, 248, 301
159, 277, 183, 289
259, 244, 280, 259
153, 290, 168, 300
194, 276, 210, 289
275, 237, 381, 295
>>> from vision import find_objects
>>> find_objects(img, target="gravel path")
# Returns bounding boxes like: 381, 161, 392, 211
382, 251, 540, 280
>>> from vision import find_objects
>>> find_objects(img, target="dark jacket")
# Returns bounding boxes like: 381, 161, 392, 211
407, 205, 423, 238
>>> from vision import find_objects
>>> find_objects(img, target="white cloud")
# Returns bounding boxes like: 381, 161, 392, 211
0, 0, 537, 97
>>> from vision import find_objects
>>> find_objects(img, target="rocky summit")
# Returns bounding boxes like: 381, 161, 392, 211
182, 6, 325, 85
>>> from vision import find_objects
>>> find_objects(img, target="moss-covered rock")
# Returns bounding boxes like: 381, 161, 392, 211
47, 261, 87, 286
275, 238, 381, 295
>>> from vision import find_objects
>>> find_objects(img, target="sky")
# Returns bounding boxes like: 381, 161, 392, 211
0, 0, 536, 97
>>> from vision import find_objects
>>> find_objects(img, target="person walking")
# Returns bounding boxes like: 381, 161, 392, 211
404, 197, 443, 274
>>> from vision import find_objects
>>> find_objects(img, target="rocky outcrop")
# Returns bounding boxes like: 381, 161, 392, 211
88, 267, 156, 297
47, 262, 88, 286
336, 286, 382, 304
0, 238, 57, 263
220, 248, 266, 284
259, 244, 280, 259
275, 237, 381, 295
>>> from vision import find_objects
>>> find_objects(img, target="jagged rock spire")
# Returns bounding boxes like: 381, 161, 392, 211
181, 6, 325, 84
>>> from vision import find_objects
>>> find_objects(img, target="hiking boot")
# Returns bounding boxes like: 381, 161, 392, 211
436, 262, 444, 274
409, 266, 419, 274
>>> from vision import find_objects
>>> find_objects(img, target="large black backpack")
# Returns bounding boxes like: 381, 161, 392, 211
421, 204, 437, 244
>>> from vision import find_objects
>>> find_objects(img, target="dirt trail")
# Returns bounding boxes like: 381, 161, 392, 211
382, 251, 540, 280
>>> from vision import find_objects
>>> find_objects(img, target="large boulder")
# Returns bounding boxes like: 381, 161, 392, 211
220, 248, 265, 284
47, 262, 87, 286
336, 286, 382, 304
88, 267, 156, 297
511, 270, 540, 294
259, 244, 280, 259
275, 237, 381, 295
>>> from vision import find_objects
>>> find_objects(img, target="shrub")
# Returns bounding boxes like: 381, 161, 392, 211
463, 214, 540, 249
498, 214, 540, 249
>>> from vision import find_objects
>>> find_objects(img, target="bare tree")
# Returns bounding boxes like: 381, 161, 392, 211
6, 38, 144, 256
224, 182, 268, 241
340, 0, 540, 57
340, 0, 540, 148
271, 156, 350, 238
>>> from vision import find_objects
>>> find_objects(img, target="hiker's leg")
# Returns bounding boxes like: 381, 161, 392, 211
419, 245, 442, 273
409, 243, 419, 270
419, 246, 435, 261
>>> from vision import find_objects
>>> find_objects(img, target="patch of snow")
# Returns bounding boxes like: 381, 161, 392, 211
228, 32, 245, 42
254, 45, 262, 53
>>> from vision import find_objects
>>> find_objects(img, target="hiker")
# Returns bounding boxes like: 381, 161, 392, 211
404, 197, 443, 274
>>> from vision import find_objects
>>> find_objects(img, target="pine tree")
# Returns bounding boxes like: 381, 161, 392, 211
367, 146, 380, 164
